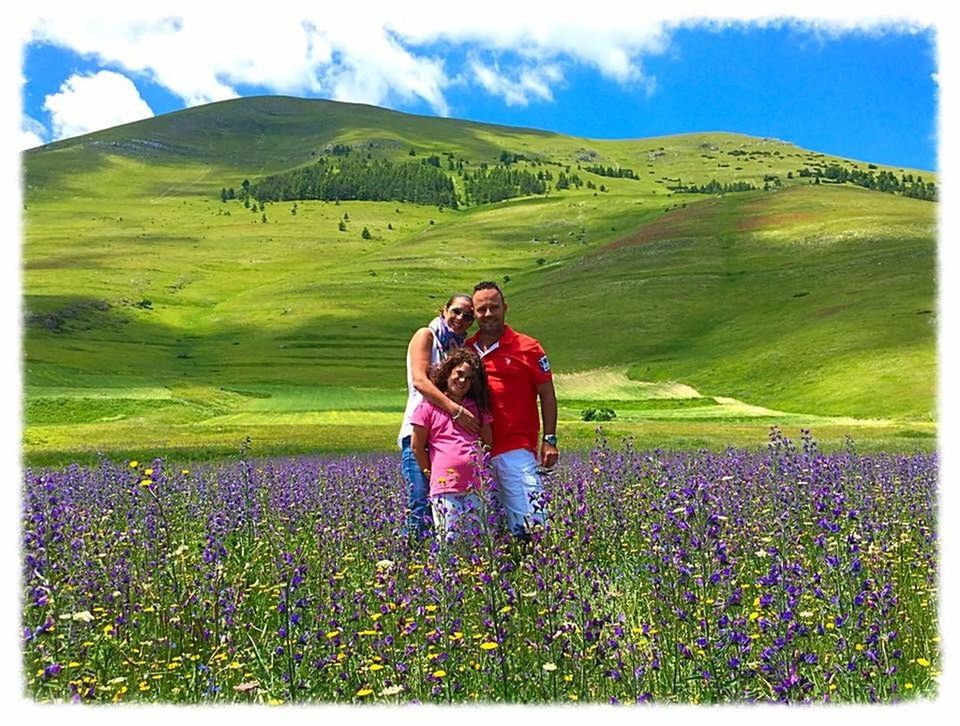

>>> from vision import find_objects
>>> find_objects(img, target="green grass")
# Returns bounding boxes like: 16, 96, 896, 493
21, 97, 937, 464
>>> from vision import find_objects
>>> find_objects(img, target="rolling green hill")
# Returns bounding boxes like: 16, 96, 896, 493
21, 96, 937, 464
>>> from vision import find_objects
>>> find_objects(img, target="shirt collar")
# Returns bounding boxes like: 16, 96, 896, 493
468, 325, 514, 358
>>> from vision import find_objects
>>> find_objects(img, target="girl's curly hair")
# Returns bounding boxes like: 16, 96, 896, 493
430, 348, 490, 412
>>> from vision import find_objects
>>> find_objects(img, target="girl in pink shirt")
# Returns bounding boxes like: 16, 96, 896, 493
410, 349, 493, 543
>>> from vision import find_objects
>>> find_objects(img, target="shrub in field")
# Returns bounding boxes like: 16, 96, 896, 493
581, 407, 616, 422
21, 430, 939, 704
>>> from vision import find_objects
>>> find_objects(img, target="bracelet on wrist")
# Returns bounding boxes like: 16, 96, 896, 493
452, 405, 464, 420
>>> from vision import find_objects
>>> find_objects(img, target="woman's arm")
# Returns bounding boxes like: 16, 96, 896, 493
408, 328, 480, 433
411, 424, 431, 478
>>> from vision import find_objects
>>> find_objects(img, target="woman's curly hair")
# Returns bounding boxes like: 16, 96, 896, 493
430, 348, 490, 412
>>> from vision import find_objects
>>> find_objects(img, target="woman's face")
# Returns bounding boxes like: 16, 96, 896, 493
446, 362, 475, 400
443, 297, 474, 336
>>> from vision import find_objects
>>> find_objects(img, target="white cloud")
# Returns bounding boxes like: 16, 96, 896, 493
20, 115, 46, 150
391, 10, 672, 85
470, 57, 563, 106
43, 71, 154, 140
23, 5, 676, 126
18, 2, 946, 137
321, 26, 450, 114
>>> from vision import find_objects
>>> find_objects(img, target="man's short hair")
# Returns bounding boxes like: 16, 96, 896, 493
473, 280, 504, 302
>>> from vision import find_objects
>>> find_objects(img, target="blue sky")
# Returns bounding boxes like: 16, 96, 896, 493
14, 7, 940, 171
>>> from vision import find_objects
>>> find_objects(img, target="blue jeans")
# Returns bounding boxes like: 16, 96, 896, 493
400, 436, 432, 539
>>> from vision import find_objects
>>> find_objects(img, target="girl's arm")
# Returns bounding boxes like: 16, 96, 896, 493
408, 328, 480, 433
411, 424, 432, 479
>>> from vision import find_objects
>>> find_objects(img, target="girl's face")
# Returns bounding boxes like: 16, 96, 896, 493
446, 362, 474, 401
443, 297, 474, 336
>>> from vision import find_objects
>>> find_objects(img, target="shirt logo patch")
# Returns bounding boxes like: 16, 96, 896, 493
538, 355, 551, 373
505, 357, 512, 365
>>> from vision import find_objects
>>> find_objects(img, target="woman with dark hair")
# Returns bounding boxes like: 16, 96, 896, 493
409, 348, 493, 543
398, 294, 480, 540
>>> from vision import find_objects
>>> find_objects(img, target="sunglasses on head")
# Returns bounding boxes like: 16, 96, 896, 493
449, 306, 474, 321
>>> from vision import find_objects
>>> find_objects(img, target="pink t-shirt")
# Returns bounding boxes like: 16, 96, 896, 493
409, 397, 493, 496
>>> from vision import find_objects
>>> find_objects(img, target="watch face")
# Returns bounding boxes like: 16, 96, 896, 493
543, 435, 557, 446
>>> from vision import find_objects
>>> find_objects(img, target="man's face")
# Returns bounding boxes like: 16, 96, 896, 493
472, 288, 506, 337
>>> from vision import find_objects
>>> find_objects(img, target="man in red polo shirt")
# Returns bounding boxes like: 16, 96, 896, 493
467, 281, 558, 537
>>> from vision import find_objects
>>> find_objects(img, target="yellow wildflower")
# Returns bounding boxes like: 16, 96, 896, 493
479, 641, 499, 650
356, 688, 374, 697
917, 657, 931, 667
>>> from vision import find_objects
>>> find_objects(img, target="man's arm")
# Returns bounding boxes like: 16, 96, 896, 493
537, 379, 558, 468
479, 421, 494, 449
408, 327, 480, 433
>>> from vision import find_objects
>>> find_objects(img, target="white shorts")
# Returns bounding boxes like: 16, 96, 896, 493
431, 492, 482, 543
489, 449, 546, 536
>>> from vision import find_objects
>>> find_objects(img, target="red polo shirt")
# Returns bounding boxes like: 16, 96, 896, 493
466, 325, 552, 457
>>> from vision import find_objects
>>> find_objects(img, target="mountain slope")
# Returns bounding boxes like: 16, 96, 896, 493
21, 96, 937, 459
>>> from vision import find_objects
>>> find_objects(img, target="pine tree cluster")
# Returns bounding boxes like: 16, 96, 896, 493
798, 165, 937, 201
244, 157, 459, 208
462, 165, 548, 204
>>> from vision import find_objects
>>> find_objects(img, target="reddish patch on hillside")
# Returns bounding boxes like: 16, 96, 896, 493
605, 201, 719, 251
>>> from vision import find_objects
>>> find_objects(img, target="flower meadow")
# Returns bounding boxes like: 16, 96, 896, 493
22, 430, 939, 704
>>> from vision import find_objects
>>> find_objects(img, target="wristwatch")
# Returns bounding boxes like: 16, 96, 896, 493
542, 434, 558, 447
